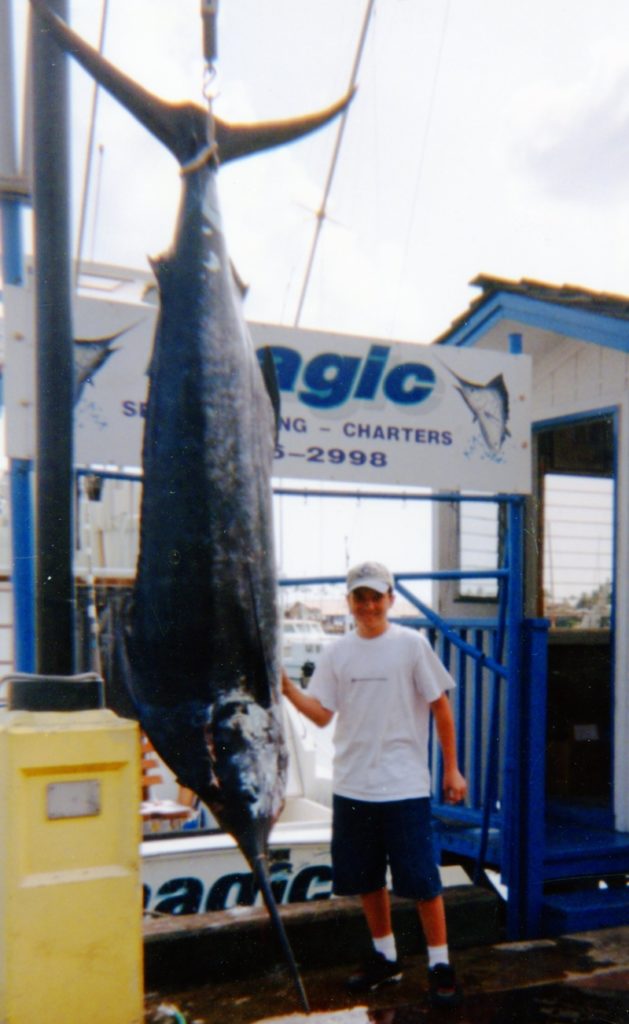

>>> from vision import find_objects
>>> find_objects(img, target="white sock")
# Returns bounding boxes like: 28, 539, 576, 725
427, 944, 449, 969
373, 934, 397, 962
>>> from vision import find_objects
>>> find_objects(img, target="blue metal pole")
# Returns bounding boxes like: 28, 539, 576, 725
9, 460, 35, 672
474, 545, 509, 883
0, 0, 25, 285
1, 0, 36, 672
517, 617, 549, 937
504, 496, 526, 937
1, 201, 23, 283
2, 201, 37, 672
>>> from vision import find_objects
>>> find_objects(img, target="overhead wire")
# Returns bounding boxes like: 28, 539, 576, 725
293, 0, 377, 327
387, 0, 452, 340
75, 0, 110, 285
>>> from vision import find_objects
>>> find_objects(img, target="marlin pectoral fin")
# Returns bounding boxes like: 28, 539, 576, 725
259, 346, 281, 442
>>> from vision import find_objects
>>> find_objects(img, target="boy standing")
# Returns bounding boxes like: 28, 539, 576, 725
281, 561, 467, 1006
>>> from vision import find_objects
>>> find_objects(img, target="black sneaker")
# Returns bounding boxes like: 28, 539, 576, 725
346, 951, 403, 992
428, 963, 462, 1007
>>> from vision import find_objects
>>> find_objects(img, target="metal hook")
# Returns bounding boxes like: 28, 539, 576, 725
200, 0, 218, 67
200, 1, 219, 106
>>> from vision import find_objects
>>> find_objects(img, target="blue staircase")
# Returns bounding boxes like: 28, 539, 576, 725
542, 886, 629, 934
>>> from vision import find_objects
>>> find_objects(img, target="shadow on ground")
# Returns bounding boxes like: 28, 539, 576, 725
144, 934, 629, 1024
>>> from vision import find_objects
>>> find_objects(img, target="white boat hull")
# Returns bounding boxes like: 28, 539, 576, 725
142, 797, 333, 915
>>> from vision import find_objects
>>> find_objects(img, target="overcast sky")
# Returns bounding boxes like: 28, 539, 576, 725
7, 0, 629, 581
13, 0, 629, 346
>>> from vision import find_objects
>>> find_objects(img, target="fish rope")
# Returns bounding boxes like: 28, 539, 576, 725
180, 140, 219, 176
199, 0, 219, 164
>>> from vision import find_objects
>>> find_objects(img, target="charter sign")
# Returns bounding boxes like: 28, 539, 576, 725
4, 284, 531, 492
254, 323, 531, 493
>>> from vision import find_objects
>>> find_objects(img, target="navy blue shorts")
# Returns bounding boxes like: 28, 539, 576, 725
331, 794, 442, 902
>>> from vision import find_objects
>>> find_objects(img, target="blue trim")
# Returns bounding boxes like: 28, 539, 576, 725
475, 534, 510, 882
76, 467, 142, 483
281, 569, 508, 586
275, 488, 521, 505
503, 501, 525, 910
74, 473, 523, 506
9, 459, 35, 672
519, 618, 549, 937
442, 300, 507, 347
1, 200, 24, 287
533, 405, 618, 433
2, 181, 30, 671
509, 332, 523, 355
440, 291, 629, 353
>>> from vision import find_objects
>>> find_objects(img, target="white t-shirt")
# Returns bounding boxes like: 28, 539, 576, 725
308, 623, 455, 802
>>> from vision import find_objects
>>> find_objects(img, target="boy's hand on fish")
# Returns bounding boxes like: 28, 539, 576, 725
443, 768, 467, 805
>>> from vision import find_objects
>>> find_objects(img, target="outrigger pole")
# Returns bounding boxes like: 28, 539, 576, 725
31, 0, 76, 674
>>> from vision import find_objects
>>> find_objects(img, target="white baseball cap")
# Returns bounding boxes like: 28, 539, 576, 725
346, 561, 394, 595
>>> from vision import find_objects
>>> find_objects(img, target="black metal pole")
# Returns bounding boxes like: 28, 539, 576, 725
31, 0, 76, 675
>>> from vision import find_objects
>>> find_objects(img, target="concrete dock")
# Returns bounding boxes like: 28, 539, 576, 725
142, 885, 629, 1022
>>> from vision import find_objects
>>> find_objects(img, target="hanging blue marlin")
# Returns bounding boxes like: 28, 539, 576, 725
30, 1, 352, 1010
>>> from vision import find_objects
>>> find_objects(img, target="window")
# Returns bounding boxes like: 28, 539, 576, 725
542, 474, 613, 628
458, 498, 502, 600
537, 415, 614, 630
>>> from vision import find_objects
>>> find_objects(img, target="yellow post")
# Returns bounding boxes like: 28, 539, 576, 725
0, 683, 143, 1024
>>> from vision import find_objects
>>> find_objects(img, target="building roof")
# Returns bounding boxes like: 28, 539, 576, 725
434, 274, 629, 353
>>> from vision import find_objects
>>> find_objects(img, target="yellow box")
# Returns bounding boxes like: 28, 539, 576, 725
0, 708, 143, 1024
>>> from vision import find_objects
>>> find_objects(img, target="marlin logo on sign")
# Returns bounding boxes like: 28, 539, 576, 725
73, 328, 130, 403
448, 368, 510, 454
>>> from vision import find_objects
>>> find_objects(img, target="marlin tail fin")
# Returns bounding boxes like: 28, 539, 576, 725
30, 0, 353, 168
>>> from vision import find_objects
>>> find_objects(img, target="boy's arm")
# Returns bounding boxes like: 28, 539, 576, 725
430, 693, 467, 805
281, 670, 334, 728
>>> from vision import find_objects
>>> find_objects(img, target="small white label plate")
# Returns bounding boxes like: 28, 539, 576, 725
47, 780, 101, 819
